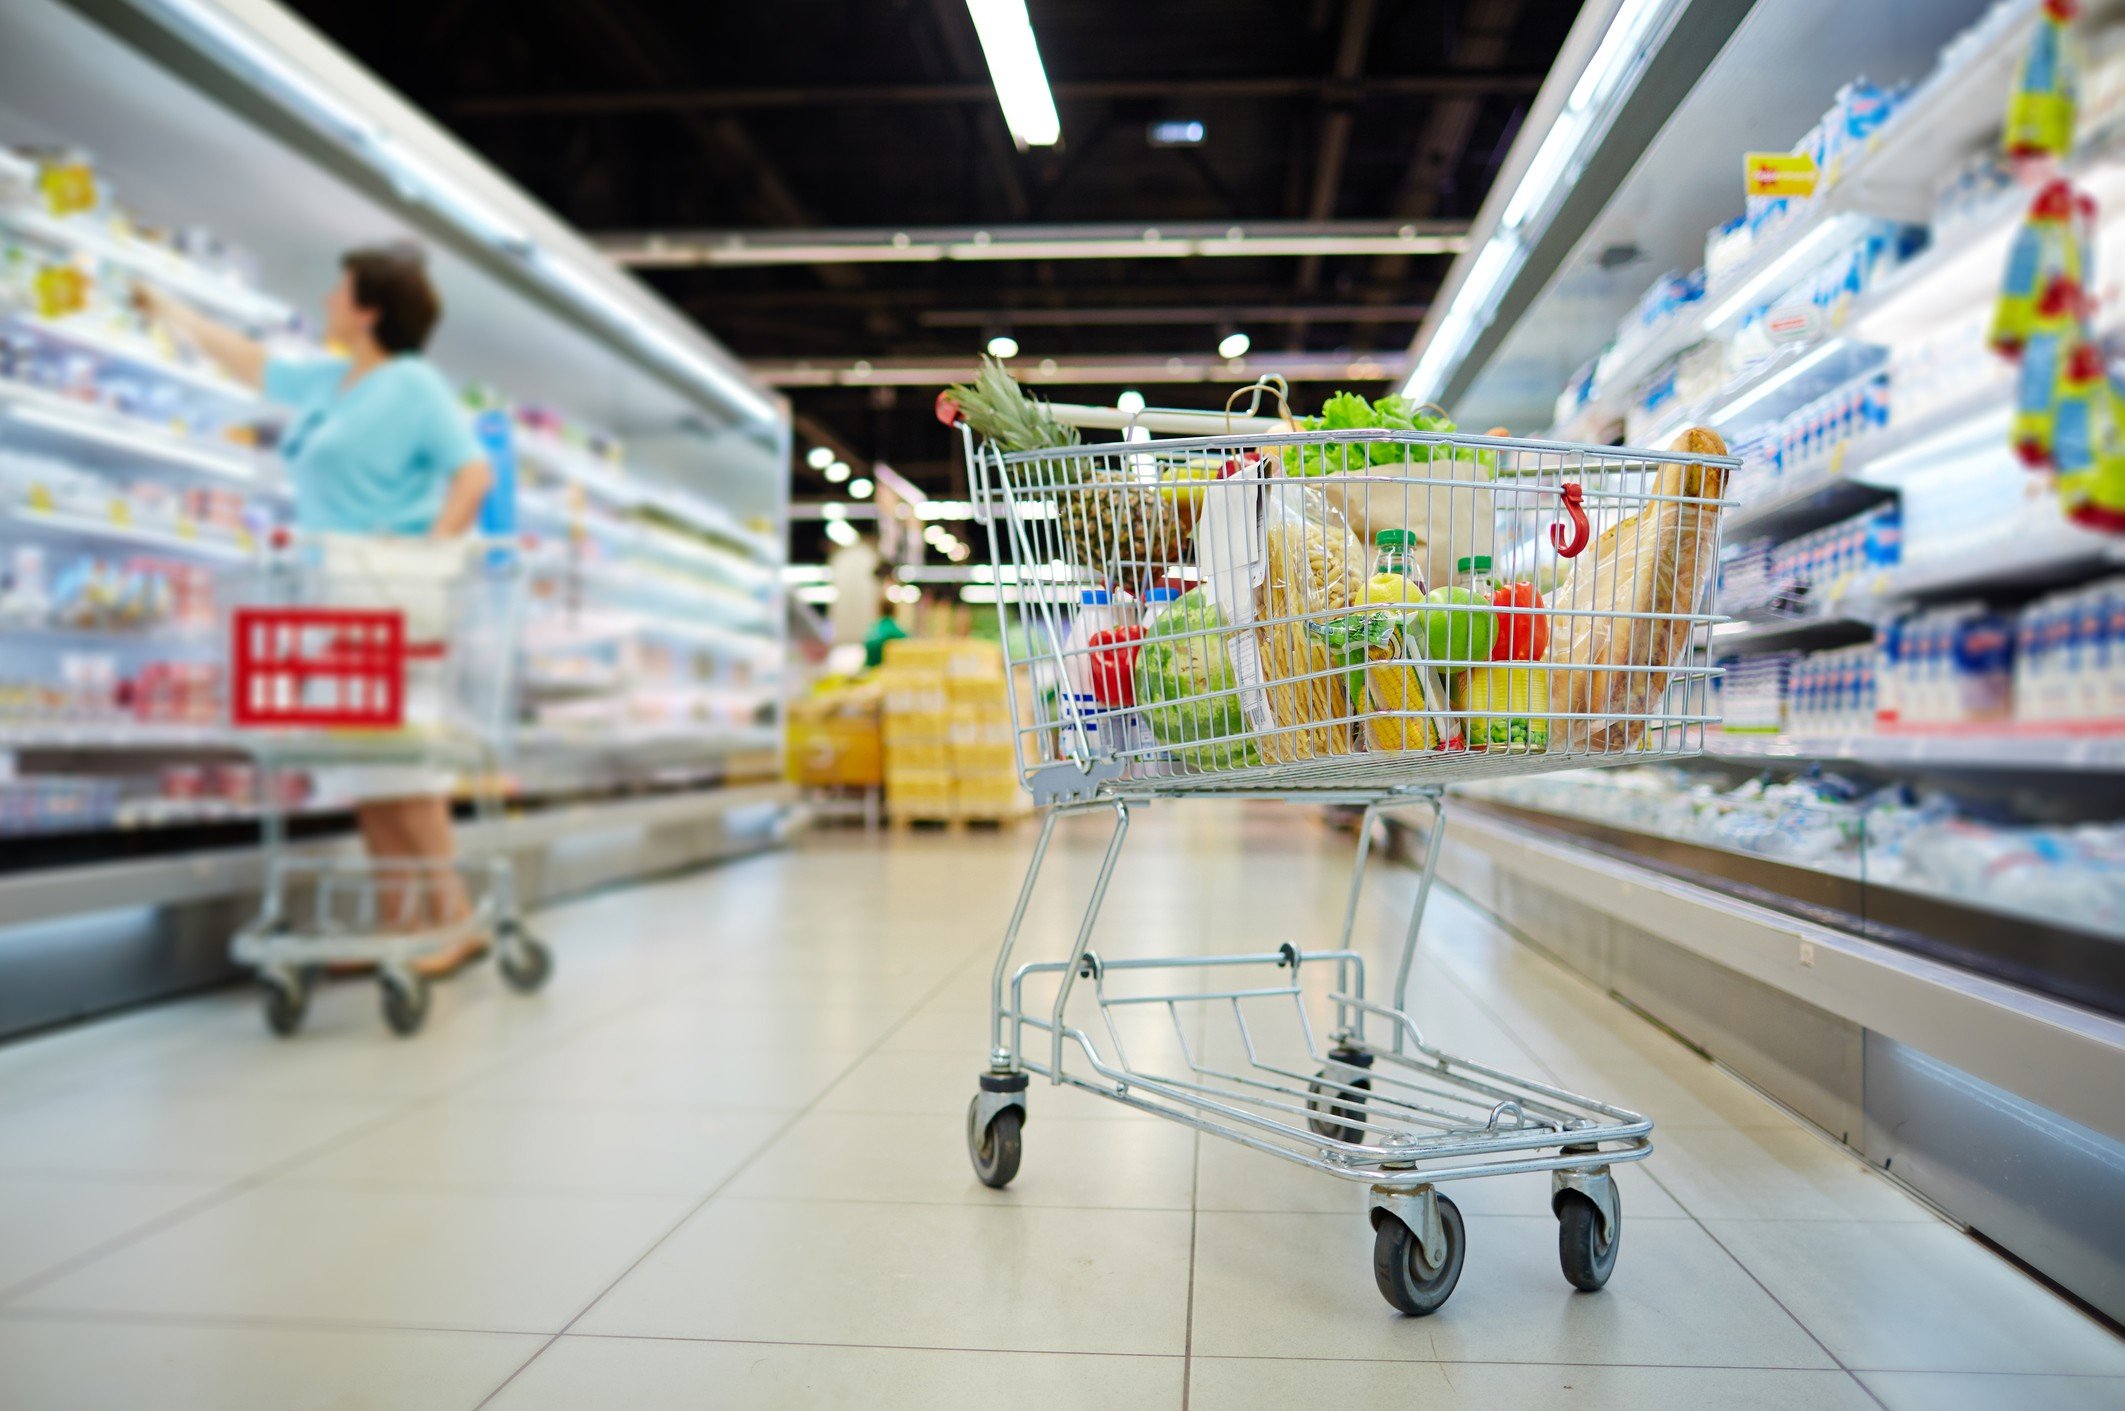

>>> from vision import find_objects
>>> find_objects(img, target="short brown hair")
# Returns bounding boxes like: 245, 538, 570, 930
341, 243, 441, 354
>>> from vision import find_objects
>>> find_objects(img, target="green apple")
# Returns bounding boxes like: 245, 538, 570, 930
1421, 586, 1495, 669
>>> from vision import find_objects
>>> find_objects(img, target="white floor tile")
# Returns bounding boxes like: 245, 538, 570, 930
0, 1089, 394, 1181
726, 1109, 1197, 1209
1187, 1210, 1834, 1368
490, 1336, 1183, 1410
1858, 1370, 2125, 1411
1647, 1126, 1934, 1222
279, 1100, 783, 1196
0, 1175, 219, 1296
812, 1048, 1159, 1121
1189, 1359, 1878, 1409
575, 1197, 1193, 1354
450, 1027, 872, 1113
18, 1182, 694, 1333
0, 1315, 539, 1411
1703, 1220, 2125, 1375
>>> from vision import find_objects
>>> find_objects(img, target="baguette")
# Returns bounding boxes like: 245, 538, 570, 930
1548, 427, 1729, 752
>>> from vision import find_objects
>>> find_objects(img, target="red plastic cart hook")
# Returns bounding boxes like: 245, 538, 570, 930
935, 390, 964, 427
1551, 482, 1590, 558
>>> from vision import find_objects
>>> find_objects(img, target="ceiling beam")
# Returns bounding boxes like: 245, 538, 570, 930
752, 351, 1406, 388
1293, 0, 1380, 305
601, 219, 1469, 267
916, 302, 1428, 328
674, 280, 1429, 314
454, 72, 1548, 118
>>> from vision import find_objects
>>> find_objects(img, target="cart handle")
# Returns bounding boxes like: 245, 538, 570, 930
1550, 482, 1590, 558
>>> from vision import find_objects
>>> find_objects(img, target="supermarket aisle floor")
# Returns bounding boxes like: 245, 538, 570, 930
0, 807, 2120, 1410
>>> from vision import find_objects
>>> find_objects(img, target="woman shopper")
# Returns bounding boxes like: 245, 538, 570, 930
138, 243, 495, 979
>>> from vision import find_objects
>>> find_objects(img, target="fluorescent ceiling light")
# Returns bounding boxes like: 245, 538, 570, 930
1402, 234, 1523, 401
1149, 120, 1206, 147
806, 446, 835, 469
1400, 0, 1682, 403
849, 477, 875, 499
966, 0, 1063, 147
823, 519, 859, 547
781, 564, 833, 584
1217, 331, 1251, 359
796, 583, 841, 603
987, 334, 1021, 359
602, 224, 1468, 268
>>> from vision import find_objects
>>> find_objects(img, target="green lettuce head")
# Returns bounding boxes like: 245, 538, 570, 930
1133, 588, 1260, 771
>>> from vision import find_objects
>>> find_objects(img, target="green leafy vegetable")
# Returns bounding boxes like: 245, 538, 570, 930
1133, 589, 1260, 771
1289, 392, 1491, 476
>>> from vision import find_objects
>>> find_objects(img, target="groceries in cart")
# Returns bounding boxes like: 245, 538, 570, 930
950, 369, 1731, 786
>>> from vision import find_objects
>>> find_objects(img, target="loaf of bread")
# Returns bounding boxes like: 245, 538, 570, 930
1547, 427, 1729, 752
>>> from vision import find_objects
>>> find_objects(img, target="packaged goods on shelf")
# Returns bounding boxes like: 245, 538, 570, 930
2015, 576, 2125, 722
879, 636, 1024, 820
1722, 503, 1901, 617
1790, 641, 1879, 734
1886, 308, 2013, 430
1732, 374, 1890, 509
1712, 652, 1797, 733
787, 680, 884, 791
1462, 764, 2125, 942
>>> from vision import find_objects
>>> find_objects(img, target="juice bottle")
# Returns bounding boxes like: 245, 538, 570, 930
1356, 530, 1448, 751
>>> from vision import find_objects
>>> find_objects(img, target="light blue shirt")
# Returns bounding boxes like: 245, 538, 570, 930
265, 355, 483, 535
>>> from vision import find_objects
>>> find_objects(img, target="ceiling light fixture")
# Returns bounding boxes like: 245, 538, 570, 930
1401, 0, 1683, 405
824, 519, 860, 547
806, 446, 835, 469
1217, 331, 1251, 360
1148, 119, 1207, 147
986, 334, 1021, 359
824, 460, 851, 483
849, 477, 875, 499
965, 0, 1063, 148
1116, 390, 1146, 415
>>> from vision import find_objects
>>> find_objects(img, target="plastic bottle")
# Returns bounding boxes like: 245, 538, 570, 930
1357, 530, 1444, 751
2007, 0, 2083, 161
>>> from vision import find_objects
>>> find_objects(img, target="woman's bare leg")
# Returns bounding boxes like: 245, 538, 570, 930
395, 794, 484, 976
357, 799, 418, 929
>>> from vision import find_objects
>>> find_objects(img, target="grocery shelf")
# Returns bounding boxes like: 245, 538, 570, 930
1848, 524, 2125, 604
3, 314, 266, 411
0, 622, 217, 649
0, 377, 287, 490
0, 721, 239, 754
1709, 612, 1874, 652
5, 502, 258, 563
0, 203, 295, 330
517, 486, 775, 591
1705, 726, 2125, 772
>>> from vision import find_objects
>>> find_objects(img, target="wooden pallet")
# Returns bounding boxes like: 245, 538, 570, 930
886, 811, 1025, 832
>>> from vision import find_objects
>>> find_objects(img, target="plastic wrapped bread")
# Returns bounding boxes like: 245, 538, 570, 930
1548, 427, 1730, 752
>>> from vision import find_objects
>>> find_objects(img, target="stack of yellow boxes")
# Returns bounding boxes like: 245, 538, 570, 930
881, 637, 1028, 823
785, 678, 883, 791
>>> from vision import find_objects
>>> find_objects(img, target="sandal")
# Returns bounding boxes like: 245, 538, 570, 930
412, 938, 491, 980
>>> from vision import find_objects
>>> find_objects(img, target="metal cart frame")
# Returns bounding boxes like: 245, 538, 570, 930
225, 544, 553, 1036
953, 393, 1734, 1314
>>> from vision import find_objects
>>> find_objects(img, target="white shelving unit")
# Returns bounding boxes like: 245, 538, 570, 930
1706, 727, 2125, 772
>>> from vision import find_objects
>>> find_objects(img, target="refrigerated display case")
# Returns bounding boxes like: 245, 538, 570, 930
0, 0, 790, 1033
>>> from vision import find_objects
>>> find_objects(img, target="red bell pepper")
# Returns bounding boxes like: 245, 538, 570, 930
1088, 625, 1145, 706
1490, 581, 1550, 661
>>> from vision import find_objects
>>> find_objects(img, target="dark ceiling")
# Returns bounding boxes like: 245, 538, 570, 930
285, 0, 1582, 532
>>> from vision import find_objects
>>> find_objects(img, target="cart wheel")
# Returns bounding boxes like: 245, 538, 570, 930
967, 1098, 1023, 1189
1373, 1195, 1466, 1317
380, 973, 431, 1037
498, 933, 553, 993
1556, 1187, 1621, 1292
261, 972, 309, 1038
1306, 1071, 1372, 1144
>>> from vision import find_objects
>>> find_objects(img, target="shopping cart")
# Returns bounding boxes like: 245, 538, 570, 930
951, 386, 1734, 1314
224, 539, 553, 1037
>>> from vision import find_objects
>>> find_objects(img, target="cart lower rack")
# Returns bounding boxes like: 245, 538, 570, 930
952, 394, 1733, 1314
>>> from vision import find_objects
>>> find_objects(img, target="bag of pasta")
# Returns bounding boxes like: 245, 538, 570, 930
1252, 474, 1366, 763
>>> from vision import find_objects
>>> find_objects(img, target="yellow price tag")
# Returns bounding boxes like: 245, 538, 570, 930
1744, 152, 1819, 199
1829, 442, 1847, 474
176, 519, 197, 540
108, 498, 131, 527
26, 483, 54, 512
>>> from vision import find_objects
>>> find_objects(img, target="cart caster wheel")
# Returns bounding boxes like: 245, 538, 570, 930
1307, 1071, 1372, 1144
498, 934, 552, 993
1373, 1195, 1465, 1317
380, 973, 431, 1037
967, 1098, 1023, 1189
1556, 1187, 1621, 1292
1306, 1048, 1374, 1145
261, 973, 309, 1038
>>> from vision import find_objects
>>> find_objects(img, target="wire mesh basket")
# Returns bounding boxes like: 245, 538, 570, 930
965, 410, 1737, 801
